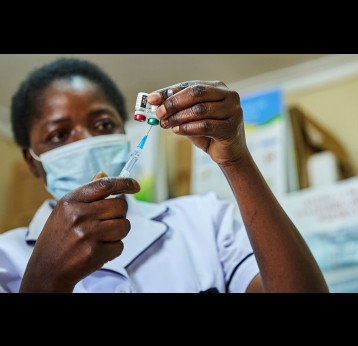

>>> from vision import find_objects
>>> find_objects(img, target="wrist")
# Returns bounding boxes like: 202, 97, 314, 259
20, 278, 75, 293
20, 264, 75, 293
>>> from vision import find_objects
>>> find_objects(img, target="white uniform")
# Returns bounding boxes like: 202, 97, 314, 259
0, 192, 259, 293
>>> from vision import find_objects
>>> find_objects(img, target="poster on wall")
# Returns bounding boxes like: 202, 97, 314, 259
241, 88, 288, 196
190, 87, 289, 209
279, 176, 358, 292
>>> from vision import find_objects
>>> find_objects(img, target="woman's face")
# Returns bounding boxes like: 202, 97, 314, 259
24, 76, 126, 181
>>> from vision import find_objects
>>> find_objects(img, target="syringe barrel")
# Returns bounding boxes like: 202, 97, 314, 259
119, 147, 142, 178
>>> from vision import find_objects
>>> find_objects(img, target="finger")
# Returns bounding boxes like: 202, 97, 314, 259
172, 118, 237, 140
161, 100, 237, 130
98, 218, 131, 242
147, 87, 177, 104
64, 177, 140, 203
147, 80, 225, 104
97, 241, 124, 263
91, 196, 129, 220
153, 83, 230, 122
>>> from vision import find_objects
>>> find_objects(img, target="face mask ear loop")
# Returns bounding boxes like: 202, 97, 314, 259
29, 148, 42, 162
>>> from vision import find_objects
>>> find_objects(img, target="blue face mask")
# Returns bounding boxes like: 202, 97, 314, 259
29, 134, 130, 200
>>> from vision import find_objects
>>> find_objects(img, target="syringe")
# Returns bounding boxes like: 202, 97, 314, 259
119, 126, 152, 178
120, 89, 172, 178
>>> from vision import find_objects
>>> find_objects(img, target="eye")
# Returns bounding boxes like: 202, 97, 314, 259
94, 118, 116, 133
47, 129, 70, 144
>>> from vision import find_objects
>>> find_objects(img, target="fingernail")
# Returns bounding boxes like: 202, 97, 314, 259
147, 92, 161, 103
172, 126, 179, 134
161, 120, 169, 129
156, 105, 166, 119
92, 171, 108, 180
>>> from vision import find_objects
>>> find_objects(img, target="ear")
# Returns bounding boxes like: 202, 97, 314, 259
22, 148, 41, 178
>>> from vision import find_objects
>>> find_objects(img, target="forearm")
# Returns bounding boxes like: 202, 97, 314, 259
220, 151, 329, 293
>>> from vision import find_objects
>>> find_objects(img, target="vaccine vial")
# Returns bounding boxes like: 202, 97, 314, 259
134, 92, 159, 125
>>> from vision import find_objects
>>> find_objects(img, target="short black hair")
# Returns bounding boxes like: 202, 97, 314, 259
11, 57, 128, 148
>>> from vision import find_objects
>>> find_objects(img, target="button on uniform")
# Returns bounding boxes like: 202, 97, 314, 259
115, 284, 131, 293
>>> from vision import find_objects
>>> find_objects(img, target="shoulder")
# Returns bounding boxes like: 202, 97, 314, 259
155, 192, 237, 223
0, 227, 30, 293
0, 227, 28, 241
0, 227, 29, 266
165, 192, 236, 217
0, 227, 28, 247
162, 192, 229, 208
131, 192, 227, 214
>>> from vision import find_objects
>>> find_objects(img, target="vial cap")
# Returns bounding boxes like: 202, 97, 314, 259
134, 113, 147, 122
147, 118, 160, 126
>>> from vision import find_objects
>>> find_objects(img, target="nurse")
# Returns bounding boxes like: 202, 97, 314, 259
0, 57, 329, 293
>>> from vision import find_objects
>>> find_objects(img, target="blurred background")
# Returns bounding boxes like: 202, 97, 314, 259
1, 54, 357, 291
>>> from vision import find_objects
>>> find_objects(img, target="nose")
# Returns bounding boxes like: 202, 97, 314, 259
72, 126, 92, 142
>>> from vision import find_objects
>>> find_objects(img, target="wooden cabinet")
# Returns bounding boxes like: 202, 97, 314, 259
0, 161, 52, 233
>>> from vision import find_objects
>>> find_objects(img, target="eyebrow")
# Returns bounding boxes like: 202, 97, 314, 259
40, 117, 70, 131
87, 107, 120, 119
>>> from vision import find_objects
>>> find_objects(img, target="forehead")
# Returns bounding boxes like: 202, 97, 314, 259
28, 76, 120, 131
41, 76, 103, 100
34, 76, 112, 118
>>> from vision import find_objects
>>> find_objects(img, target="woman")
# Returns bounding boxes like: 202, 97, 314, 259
0, 57, 329, 293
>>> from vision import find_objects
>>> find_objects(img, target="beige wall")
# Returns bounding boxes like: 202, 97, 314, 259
285, 76, 358, 175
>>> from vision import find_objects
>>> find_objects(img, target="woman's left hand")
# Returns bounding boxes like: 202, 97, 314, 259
147, 80, 248, 168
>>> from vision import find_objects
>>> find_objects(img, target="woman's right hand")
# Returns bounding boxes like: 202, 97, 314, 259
19, 177, 140, 293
